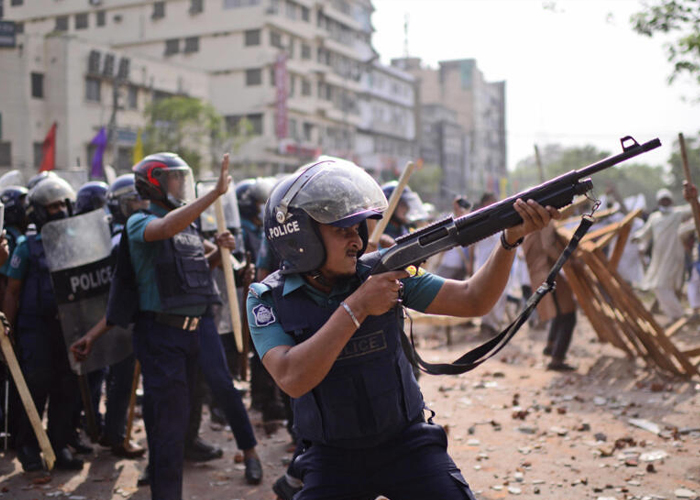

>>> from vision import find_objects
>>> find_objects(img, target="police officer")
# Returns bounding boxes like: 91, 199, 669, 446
236, 178, 285, 429
380, 181, 428, 245
247, 158, 560, 500
2, 176, 84, 471
127, 152, 237, 500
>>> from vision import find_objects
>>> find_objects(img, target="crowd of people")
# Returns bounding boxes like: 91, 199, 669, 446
0, 152, 698, 500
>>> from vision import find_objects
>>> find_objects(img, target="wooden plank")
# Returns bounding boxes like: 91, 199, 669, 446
666, 317, 690, 338
682, 346, 700, 358
0, 326, 56, 470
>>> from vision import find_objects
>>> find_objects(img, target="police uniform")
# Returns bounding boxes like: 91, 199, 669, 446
127, 203, 219, 500
248, 254, 477, 500
7, 233, 80, 468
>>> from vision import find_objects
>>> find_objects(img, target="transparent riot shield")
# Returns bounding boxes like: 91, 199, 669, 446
0, 170, 25, 189
54, 169, 89, 193
196, 179, 245, 255
41, 209, 132, 375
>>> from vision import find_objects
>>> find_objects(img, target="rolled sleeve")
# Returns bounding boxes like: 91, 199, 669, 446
247, 285, 295, 359
401, 270, 445, 312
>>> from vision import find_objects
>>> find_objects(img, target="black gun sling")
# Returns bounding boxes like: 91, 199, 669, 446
400, 216, 594, 376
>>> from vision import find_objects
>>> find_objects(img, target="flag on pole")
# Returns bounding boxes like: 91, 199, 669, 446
133, 128, 144, 164
90, 127, 108, 179
39, 122, 57, 172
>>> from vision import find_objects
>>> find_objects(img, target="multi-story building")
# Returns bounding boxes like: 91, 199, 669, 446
356, 60, 417, 178
0, 31, 208, 175
420, 103, 468, 210
3, 0, 408, 179
393, 56, 507, 199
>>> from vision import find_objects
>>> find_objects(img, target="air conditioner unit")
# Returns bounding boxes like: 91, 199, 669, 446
88, 50, 101, 74
117, 57, 130, 81
103, 53, 115, 77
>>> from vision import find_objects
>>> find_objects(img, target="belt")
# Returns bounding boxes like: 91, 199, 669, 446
153, 312, 201, 332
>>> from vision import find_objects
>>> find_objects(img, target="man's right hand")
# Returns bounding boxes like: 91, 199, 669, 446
347, 269, 410, 318
70, 335, 94, 362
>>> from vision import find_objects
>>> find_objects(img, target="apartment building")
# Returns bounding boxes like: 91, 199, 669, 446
356, 61, 417, 178
0, 31, 208, 174
393, 56, 507, 199
2, 0, 416, 178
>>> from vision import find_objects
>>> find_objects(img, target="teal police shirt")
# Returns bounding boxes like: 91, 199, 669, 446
126, 203, 206, 316
247, 255, 445, 359
5, 234, 36, 281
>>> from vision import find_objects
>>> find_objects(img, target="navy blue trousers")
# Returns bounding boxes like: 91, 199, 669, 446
16, 315, 79, 453
133, 314, 198, 500
197, 316, 256, 451
294, 421, 476, 500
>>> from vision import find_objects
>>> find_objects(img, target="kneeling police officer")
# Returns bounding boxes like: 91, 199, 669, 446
247, 158, 560, 500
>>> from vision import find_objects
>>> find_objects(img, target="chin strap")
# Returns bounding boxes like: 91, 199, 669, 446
400, 215, 595, 375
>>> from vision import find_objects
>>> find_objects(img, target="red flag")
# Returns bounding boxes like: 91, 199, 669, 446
39, 122, 57, 172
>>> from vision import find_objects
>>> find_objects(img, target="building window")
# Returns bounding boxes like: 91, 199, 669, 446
116, 146, 132, 171
15, 22, 24, 34
189, 0, 204, 14
244, 29, 260, 46
33, 142, 43, 169
285, 1, 296, 20
152, 1, 165, 19
301, 79, 311, 96
303, 122, 313, 141
247, 114, 263, 135
165, 39, 180, 55
0, 142, 11, 167
223, 0, 260, 8
289, 118, 298, 140
184, 36, 199, 53
55, 15, 69, 31
245, 69, 262, 86
128, 85, 138, 109
85, 76, 101, 102
270, 30, 283, 49
301, 44, 311, 60
96, 11, 106, 27
10, 0, 23, 6
75, 12, 89, 30
301, 5, 310, 22
31, 72, 44, 99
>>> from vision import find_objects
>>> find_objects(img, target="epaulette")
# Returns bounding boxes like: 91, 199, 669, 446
248, 282, 271, 299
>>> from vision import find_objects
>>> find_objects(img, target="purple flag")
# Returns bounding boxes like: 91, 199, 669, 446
90, 127, 108, 179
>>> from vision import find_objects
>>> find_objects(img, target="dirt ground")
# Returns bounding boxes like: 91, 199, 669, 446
1, 310, 698, 500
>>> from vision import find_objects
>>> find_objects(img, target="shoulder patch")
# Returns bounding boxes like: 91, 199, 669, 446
252, 303, 276, 327
10, 254, 21, 269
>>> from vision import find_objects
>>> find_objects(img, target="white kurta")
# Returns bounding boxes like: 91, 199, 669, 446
633, 205, 690, 291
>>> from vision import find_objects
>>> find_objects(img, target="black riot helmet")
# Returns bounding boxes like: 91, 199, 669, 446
264, 157, 387, 275
107, 173, 145, 225
132, 152, 195, 210
381, 181, 428, 225
75, 180, 109, 215
0, 186, 29, 229
236, 177, 276, 222
26, 176, 76, 230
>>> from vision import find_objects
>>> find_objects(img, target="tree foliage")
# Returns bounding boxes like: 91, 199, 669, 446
511, 143, 667, 209
631, 0, 700, 91
143, 96, 231, 176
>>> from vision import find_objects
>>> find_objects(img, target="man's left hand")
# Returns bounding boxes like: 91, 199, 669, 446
504, 198, 561, 244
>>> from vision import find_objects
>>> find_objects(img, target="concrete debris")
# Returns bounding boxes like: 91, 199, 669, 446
628, 418, 661, 435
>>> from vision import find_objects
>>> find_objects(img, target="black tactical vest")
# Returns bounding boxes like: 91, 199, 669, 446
262, 260, 424, 448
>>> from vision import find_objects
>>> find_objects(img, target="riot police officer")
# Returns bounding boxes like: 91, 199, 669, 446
236, 177, 285, 430
247, 158, 560, 500
127, 152, 239, 500
2, 176, 84, 471
75, 180, 109, 215
380, 181, 428, 244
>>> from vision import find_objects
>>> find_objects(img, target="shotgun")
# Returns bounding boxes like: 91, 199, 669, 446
370, 136, 661, 275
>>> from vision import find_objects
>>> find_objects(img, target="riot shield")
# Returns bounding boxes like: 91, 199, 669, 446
196, 179, 245, 255
41, 209, 132, 375
0, 170, 25, 189
54, 169, 89, 193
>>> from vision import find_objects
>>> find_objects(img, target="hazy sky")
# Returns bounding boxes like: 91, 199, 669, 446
371, 0, 699, 171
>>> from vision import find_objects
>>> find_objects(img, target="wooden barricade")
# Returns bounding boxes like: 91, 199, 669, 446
554, 209, 699, 378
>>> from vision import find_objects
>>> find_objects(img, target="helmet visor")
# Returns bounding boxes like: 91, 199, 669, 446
402, 191, 429, 223
164, 166, 195, 207
291, 162, 387, 225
